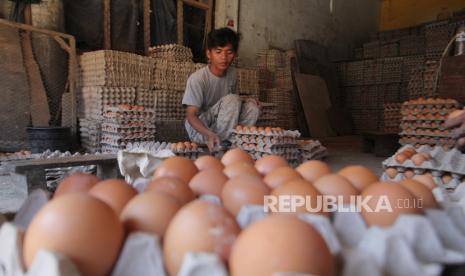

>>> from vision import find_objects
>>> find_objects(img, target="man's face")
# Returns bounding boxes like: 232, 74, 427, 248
206, 43, 236, 73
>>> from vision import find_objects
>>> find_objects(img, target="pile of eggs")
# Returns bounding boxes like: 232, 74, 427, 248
19, 148, 440, 275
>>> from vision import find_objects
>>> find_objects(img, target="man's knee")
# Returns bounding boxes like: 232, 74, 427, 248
221, 94, 241, 107
243, 101, 260, 117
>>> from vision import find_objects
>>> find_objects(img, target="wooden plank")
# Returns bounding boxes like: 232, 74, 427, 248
103, 0, 111, 49
0, 19, 74, 40
6, 154, 117, 173
177, 0, 184, 45
294, 73, 335, 137
184, 0, 209, 10
144, 0, 151, 56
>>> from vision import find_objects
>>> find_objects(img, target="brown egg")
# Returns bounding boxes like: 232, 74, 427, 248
164, 200, 240, 276
120, 191, 181, 237
264, 166, 302, 189
255, 155, 289, 175
420, 152, 432, 160
385, 167, 398, 179
412, 174, 437, 190
399, 179, 437, 209
221, 148, 254, 166
194, 155, 224, 171
223, 162, 261, 179
146, 177, 195, 205
338, 165, 378, 191
442, 174, 452, 184
54, 173, 101, 198
271, 179, 327, 216
402, 147, 416, 157
296, 160, 331, 183
153, 156, 198, 183
361, 182, 421, 227
229, 215, 335, 276
404, 170, 415, 179
176, 142, 185, 152
23, 194, 124, 276
88, 179, 137, 215
189, 169, 228, 197
395, 154, 408, 164
411, 154, 426, 166
222, 176, 270, 216
313, 174, 359, 204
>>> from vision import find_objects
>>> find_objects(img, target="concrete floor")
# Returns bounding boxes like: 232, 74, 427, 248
0, 136, 388, 214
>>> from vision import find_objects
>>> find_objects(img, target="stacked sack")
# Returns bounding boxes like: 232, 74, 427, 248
101, 105, 156, 153
79, 50, 156, 153
399, 98, 460, 148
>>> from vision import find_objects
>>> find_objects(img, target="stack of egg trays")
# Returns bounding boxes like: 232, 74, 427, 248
379, 40, 399, 57
79, 50, 155, 89
236, 67, 260, 96
79, 87, 136, 120
79, 118, 102, 153
381, 57, 403, 84
401, 55, 425, 83
154, 90, 184, 121
101, 106, 156, 151
136, 88, 155, 108
125, 141, 203, 160
256, 49, 286, 70
297, 139, 328, 161
274, 68, 293, 90
383, 103, 402, 133
362, 40, 380, 59
407, 67, 425, 99
381, 145, 465, 189
425, 20, 452, 54
363, 60, 382, 85
399, 35, 425, 56
148, 44, 193, 62
230, 128, 301, 161
345, 61, 364, 86
399, 99, 460, 147
423, 60, 439, 98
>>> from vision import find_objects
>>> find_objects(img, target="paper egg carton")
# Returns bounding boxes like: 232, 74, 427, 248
78, 119, 102, 153
101, 123, 156, 134
125, 141, 203, 160
401, 121, 447, 131
152, 61, 199, 91
402, 98, 460, 109
297, 139, 328, 161
236, 68, 260, 96
103, 106, 155, 123
382, 145, 465, 187
78, 86, 137, 119
232, 125, 300, 138
135, 88, 155, 107
256, 49, 287, 70
425, 20, 451, 53
149, 44, 193, 62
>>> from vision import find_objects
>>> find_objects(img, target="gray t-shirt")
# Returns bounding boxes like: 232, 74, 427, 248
182, 66, 237, 113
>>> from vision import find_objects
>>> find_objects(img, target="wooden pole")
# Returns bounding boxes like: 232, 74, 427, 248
103, 0, 111, 49
144, 0, 150, 55
177, 0, 183, 45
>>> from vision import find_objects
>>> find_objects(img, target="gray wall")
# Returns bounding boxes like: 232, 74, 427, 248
235, 0, 381, 65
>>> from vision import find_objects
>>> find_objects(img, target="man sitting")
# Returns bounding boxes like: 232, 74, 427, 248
182, 27, 260, 151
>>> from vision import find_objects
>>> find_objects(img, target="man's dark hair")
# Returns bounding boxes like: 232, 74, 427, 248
207, 27, 239, 52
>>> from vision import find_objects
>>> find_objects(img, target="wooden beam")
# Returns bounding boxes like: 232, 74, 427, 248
177, 0, 184, 45
0, 19, 74, 40
144, 0, 151, 55
183, 0, 209, 10
103, 0, 111, 49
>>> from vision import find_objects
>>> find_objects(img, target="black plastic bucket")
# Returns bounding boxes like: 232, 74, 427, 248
26, 127, 72, 153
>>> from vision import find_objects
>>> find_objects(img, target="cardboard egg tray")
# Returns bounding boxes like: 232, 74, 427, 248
135, 88, 155, 107
103, 106, 155, 123
125, 141, 203, 160
148, 44, 193, 62
399, 136, 455, 147
381, 145, 465, 188
401, 55, 425, 82
78, 86, 137, 120
232, 126, 300, 138
79, 118, 102, 153
383, 103, 402, 133
381, 57, 403, 84
80, 50, 155, 89
0, 150, 34, 162
297, 139, 328, 161
379, 41, 399, 58
363, 60, 383, 85
274, 68, 293, 90
363, 40, 380, 58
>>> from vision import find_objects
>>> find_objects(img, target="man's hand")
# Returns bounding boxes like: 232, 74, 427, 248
445, 109, 465, 151
245, 97, 260, 108
207, 132, 221, 152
